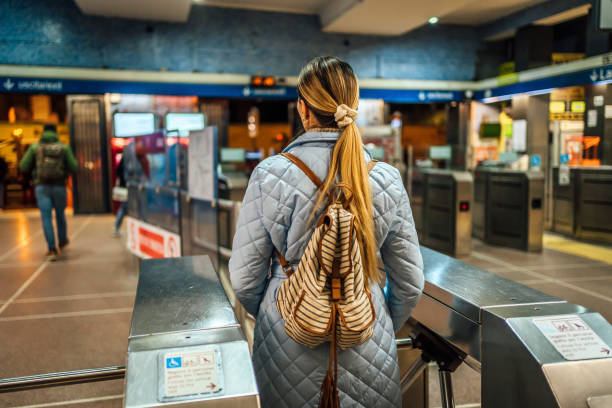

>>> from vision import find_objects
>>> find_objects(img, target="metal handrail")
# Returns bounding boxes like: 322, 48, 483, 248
0, 339, 415, 394
0, 366, 125, 393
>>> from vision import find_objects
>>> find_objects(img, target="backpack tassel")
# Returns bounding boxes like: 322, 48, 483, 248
319, 303, 339, 408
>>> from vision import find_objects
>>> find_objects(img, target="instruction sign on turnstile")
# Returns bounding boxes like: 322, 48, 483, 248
159, 346, 224, 402
533, 315, 612, 360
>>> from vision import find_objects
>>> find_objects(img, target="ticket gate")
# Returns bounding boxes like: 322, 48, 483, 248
411, 247, 612, 407
552, 166, 612, 244
124, 256, 259, 408
474, 168, 544, 252
411, 169, 473, 257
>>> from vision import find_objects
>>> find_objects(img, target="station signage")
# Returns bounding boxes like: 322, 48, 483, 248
0, 75, 462, 102
3, 77, 62, 92
476, 64, 612, 101
126, 217, 181, 259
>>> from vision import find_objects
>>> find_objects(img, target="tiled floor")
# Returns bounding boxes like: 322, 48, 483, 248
0, 210, 136, 408
1, 210, 610, 408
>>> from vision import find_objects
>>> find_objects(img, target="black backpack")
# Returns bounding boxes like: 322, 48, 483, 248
36, 143, 66, 183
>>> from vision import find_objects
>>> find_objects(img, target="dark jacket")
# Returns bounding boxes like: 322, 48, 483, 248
19, 130, 78, 185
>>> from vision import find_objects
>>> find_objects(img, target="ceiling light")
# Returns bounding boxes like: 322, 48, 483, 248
428, 17, 439, 24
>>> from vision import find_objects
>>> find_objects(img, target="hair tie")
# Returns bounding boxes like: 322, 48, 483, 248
334, 104, 358, 128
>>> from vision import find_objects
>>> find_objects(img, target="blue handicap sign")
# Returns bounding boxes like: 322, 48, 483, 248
560, 154, 570, 164
166, 357, 182, 369
530, 154, 541, 167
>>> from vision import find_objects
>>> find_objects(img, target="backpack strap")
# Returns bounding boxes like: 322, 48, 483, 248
367, 160, 378, 173
276, 249, 294, 277
275, 155, 378, 277
280, 152, 322, 188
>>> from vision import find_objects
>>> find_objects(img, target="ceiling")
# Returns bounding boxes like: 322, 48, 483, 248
440, 0, 548, 25
74, 0, 192, 22
73, 0, 587, 36
196, 0, 328, 15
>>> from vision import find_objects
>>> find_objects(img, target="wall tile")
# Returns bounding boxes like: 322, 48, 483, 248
0, 0, 481, 80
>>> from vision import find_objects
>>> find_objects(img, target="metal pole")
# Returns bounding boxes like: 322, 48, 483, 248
400, 356, 428, 395
395, 337, 414, 349
438, 369, 455, 408
0, 366, 125, 393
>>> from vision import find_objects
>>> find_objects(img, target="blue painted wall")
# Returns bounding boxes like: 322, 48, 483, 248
0, 0, 481, 81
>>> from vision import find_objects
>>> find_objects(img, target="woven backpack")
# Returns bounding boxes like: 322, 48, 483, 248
275, 152, 377, 408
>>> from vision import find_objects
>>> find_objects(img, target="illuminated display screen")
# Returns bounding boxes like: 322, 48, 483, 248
549, 101, 566, 113
570, 101, 585, 113
166, 113, 205, 137
220, 148, 246, 163
113, 113, 156, 137
430, 145, 452, 160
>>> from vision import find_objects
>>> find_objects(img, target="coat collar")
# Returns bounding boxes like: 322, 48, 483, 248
282, 130, 341, 152
282, 130, 374, 161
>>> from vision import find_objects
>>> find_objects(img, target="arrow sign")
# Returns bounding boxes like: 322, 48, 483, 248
602, 347, 610, 356
3, 78, 14, 90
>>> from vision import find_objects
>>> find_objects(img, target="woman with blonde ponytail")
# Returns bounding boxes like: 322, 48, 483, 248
230, 56, 424, 407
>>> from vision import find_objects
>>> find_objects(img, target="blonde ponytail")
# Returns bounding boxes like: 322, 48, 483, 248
298, 56, 381, 284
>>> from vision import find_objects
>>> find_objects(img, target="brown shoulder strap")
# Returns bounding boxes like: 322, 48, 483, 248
367, 160, 378, 173
280, 153, 323, 189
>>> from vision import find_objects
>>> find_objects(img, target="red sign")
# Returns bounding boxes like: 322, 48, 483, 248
138, 227, 165, 258
127, 217, 181, 259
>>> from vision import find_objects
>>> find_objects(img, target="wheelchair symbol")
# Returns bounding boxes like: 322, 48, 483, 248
166, 357, 182, 369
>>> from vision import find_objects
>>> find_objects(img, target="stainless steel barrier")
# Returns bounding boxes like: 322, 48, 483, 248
412, 169, 473, 257
0, 366, 125, 393
552, 166, 612, 244
475, 168, 544, 252
410, 247, 612, 407
124, 255, 259, 408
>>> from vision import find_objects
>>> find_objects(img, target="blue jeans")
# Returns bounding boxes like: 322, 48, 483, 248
35, 185, 67, 251
114, 201, 128, 231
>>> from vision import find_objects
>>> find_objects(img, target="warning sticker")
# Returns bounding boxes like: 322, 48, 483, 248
161, 348, 222, 399
533, 315, 612, 361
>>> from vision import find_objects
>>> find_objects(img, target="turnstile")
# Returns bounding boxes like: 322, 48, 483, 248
411, 247, 612, 408
412, 169, 472, 257
474, 168, 544, 252
124, 256, 259, 408
553, 166, 612, 244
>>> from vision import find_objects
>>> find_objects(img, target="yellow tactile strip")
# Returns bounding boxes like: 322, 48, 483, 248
543, 233, 612, 265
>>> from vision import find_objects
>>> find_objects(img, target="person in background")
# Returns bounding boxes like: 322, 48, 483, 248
0, 155, 8, 210
113, 139, 149, 236
19, 124, 77, 260
112, 154, 127, 236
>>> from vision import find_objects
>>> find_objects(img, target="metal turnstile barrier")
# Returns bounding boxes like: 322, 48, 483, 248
412, 169, 472, 257
475, 168, 544, 252
124, 255, 259, 408
553, 166, 612, 244
409, 247, 612, 407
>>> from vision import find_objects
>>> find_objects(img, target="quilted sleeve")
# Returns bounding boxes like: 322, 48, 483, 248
229, 167, 274, 317
380, 175, 424, 332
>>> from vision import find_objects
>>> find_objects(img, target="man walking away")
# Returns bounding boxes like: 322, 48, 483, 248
19, 124, 78, 261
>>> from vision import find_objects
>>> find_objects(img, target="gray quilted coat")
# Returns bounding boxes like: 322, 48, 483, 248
229, 130, 424, 407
